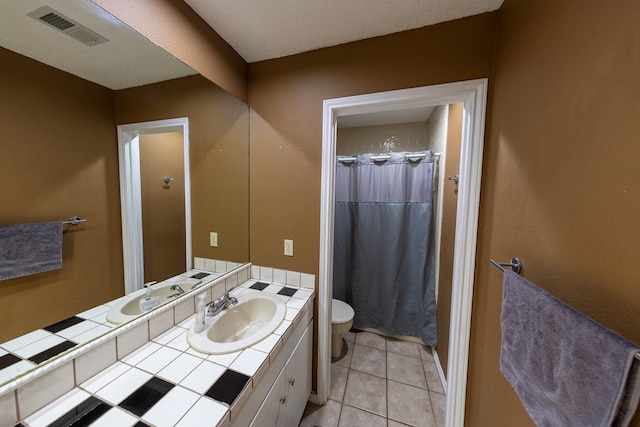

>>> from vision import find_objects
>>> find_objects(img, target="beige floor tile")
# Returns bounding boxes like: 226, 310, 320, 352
422, 360, 445, 394
387, 339, 422, 359
338, 404, 386, 427
333, 339, 354, 369
354, 331, 386, 350
419, 345, 435, 362
330, 364, 349, 402
387, 380, 436, 427
350, 344, 386, 378
299, 399, 341, 427
429, 391, 446, 426
301, 332, 447, 427
343, 370, 387, 417
387, 352, 427, 389
388, 421, 412, 427
343, 331, 356, 343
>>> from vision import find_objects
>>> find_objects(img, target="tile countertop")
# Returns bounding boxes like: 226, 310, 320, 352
0, 270, 226, 385
17, 281, 314, 427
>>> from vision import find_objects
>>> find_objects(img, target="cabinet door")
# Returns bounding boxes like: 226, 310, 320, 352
283, 327, 312, 427
250, 367, 287, 427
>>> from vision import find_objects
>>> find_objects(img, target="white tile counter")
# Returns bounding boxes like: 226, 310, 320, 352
0, 269, 226, 385
3, 265, 315, 427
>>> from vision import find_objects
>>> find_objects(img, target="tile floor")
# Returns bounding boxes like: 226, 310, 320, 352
299, 331, 445, 427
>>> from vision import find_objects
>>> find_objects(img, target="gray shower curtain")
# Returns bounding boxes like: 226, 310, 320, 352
333, 151, 437, 346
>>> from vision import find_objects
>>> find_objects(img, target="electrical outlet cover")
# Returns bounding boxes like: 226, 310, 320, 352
284, 239, 293, 256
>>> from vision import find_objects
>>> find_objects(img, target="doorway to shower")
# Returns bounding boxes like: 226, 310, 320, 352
333, 111, 453, 348
318, 79, 488, 427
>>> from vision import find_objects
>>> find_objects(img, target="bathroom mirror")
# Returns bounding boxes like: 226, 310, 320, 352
0, 0, 249, 386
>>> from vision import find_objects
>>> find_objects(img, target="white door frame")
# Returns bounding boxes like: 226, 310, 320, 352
318, 79, 488, 427
117, 117, 192, 295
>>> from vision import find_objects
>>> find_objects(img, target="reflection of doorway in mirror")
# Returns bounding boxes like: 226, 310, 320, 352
139, 132, 186, 282
118, 117, 191, 296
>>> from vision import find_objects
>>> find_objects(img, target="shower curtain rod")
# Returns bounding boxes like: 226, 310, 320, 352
338, 152, 441, 163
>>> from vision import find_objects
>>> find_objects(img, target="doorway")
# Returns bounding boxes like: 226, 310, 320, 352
117, 118, 192, 295
318, 79, 488, 427
139, 132, 187, 282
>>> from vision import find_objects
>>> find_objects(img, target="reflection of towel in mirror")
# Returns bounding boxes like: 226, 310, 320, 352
0, 222, 63, 280
500, 270, 640, 427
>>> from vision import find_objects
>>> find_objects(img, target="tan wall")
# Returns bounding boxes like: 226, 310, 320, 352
249, 12, 496, 392
115, 75, 250, 264
248, 13, 497, 277
0, 47, 123, 342
337, 122, 429, 155
467, 0, 640, 425
92, 0, 248, 101
435, 103, 463, 376
139, 133, 186, 282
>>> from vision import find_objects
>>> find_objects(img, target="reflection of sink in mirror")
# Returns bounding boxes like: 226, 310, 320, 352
107, 278, 201, 324
187, 292, 286, 354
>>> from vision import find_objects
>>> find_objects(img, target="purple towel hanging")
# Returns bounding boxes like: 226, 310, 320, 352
500, 270, 640, 426
0, 221, 63, 280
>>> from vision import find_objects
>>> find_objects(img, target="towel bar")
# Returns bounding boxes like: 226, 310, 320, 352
62, 216, 87, 225
490, 257, 522, 274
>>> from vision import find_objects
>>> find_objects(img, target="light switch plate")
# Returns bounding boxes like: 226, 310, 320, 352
210, 232, 218, 247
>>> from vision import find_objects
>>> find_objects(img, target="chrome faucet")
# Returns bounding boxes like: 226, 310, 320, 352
207, 287, 238, 316
170, 284, 186, 294
165, 284, 187, 299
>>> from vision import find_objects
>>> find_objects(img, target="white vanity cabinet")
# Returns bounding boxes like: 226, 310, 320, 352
250, 326, 312, 427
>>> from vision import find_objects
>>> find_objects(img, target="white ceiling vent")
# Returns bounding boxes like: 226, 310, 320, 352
27, 6, 108, 47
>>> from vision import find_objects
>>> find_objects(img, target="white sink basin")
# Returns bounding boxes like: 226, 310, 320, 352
107, 278, 200, 324
187, 292, 286, 354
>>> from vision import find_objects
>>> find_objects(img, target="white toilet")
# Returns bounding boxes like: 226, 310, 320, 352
331, 298, 355, 358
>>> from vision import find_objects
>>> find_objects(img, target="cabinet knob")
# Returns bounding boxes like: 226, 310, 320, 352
280, 395, 287, 404
289, 378, 295, 386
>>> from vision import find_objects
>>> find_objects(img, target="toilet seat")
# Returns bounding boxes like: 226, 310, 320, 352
332, 299, 355, 324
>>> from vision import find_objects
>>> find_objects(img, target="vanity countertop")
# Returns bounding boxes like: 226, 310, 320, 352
17, 280, 314, 427
0, 270, 225, 385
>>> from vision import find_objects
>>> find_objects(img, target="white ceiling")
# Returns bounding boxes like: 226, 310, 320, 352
184, 0, 504, 63
0, 0, 196, 90
0, 0, 503, 110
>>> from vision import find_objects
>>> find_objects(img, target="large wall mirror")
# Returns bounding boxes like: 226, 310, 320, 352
0, 0, 249, 387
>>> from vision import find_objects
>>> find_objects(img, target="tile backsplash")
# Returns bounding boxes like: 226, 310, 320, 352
250, 265, 315, 289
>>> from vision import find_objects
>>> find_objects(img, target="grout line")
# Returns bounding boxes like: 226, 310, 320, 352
385, 334, 390, 423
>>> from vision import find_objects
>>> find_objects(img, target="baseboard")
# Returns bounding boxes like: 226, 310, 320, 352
308, 391, 322, 405
357, 327, 426, 345
432, 347, 448, 394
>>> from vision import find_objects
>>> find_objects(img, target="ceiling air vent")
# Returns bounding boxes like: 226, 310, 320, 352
27, 6, 108, 47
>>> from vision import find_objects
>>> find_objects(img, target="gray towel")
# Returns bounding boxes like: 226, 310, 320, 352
500, 270, 640, 427
0, 222, 63, 280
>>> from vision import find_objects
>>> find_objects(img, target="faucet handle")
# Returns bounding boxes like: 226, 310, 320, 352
206, 300, 220, 316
